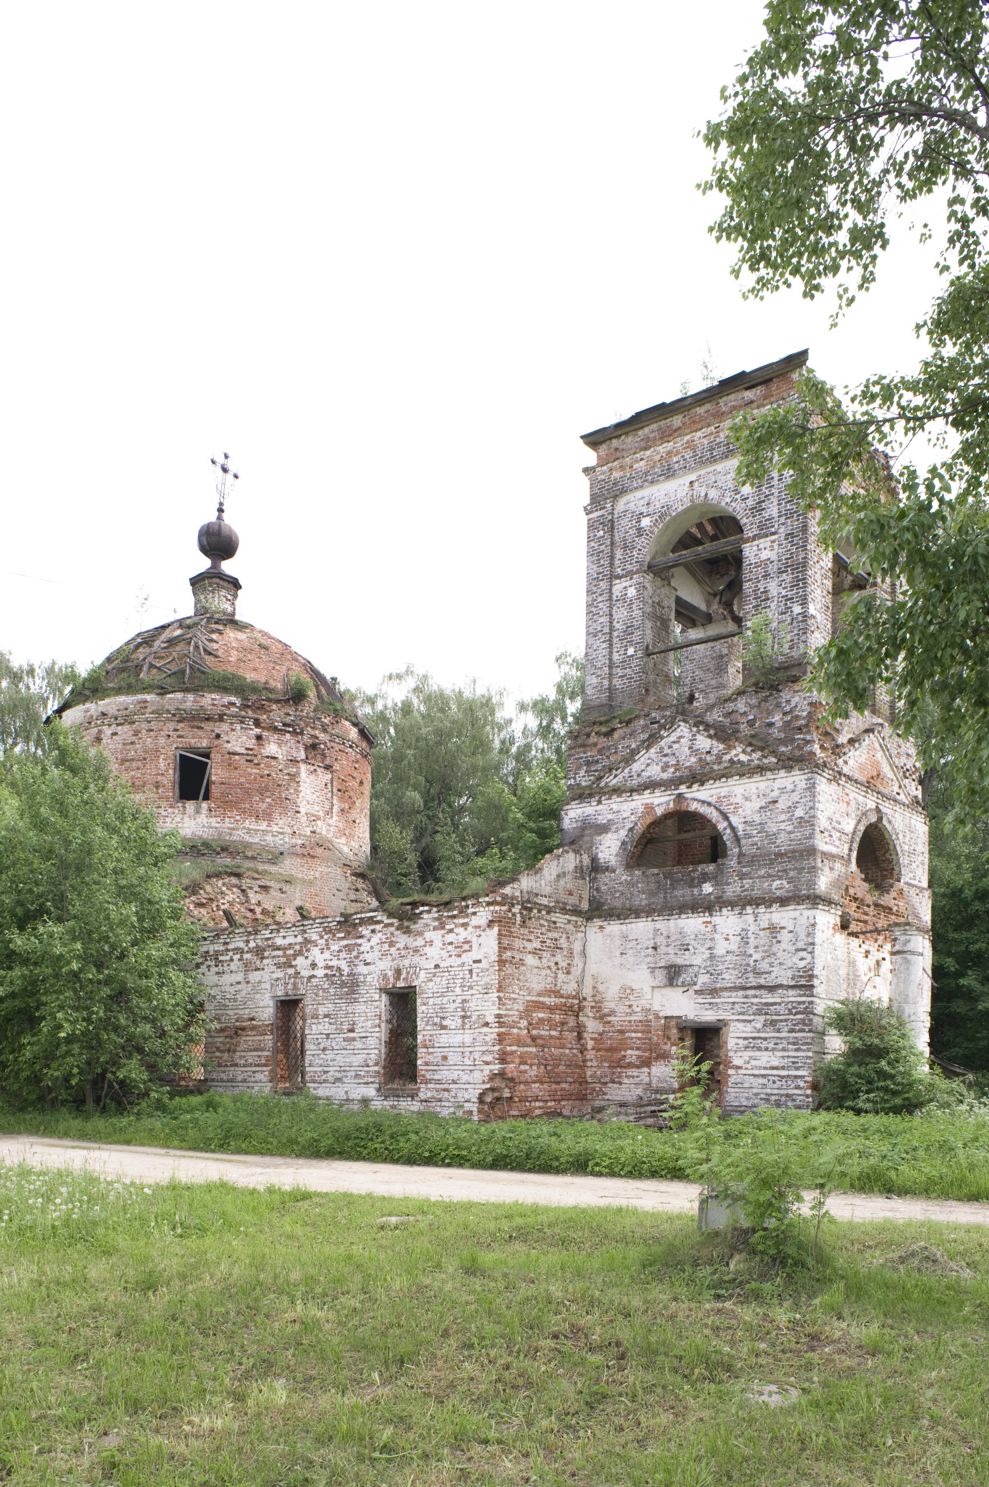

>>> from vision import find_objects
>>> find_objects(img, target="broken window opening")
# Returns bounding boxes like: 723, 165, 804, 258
856, 822, 898, 891
273, 997, 305, 1091
383, 989, 418, 1087
631, 811, 727, 870
176, 749, 211, 802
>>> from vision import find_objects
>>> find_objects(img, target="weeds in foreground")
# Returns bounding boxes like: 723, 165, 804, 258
668, 1064, 835, 1273
3, 1089, 989, 1201
701, 1111, 839, 1271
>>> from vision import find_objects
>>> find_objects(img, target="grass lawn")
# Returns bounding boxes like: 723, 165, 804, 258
2, 1165, 989, 1485
4, 1092, 989, 1202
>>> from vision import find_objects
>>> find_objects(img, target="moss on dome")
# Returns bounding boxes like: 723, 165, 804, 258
58, 614, 365, 733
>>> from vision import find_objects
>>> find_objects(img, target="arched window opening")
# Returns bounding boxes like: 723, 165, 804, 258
644, 509, 745, 706
663, 513, 744, 633
855, 823, 898, 891
631, 811, 727, 870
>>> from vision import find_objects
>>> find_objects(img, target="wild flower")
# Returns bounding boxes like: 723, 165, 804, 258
0, 1165, 154, 1244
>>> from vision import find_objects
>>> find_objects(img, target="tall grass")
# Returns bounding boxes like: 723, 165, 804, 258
4, 1093, 989, 1201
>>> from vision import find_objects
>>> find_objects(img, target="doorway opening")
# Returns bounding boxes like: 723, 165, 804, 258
679, 1023, 725, 1106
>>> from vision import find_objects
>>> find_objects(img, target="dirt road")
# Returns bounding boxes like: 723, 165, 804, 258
3, 1134, 989, 1226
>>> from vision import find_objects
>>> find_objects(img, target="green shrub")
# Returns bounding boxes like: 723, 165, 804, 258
742, 611, 790, 684
818, 999, 932, 1115
287, 671, 314, 703
666, 1046, 720, 1136
701, 1110, 832, 1270
0, 728, 205, 1110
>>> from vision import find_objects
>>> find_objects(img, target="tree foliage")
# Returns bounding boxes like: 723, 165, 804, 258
0, 726, 205, 1110
704, 1, 989, 809
817, 997, 932, 1113
0, 652, 79, 757
359, 654, 583, 898
927, 781, 989, 1071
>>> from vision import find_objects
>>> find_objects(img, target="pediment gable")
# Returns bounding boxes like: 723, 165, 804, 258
602, 720, 777, 790
838, 730, 910, 802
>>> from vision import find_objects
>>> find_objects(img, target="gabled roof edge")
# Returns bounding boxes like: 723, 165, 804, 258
581, 349, 809, 449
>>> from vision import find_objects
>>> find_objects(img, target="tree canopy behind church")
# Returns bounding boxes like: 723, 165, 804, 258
359, 654, 582, 898
704, 0, 989, 814
0, 725, 205, 1110
0, 652, 79, 757
927, 780, 989, 1073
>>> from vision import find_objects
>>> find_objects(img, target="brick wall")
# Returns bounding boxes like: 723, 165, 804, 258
582, 907, 820, 1114
200, 901, 502, 1111
122, 355, 934, 1121
494, 903, 587, 1117
200, 890, 592, 1117
64, 691, 374, 923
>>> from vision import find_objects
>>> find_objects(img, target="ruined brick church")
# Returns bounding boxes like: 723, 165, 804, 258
61, 352, 931, 1115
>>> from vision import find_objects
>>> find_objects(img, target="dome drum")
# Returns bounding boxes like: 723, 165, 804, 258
59, 618, 374, 926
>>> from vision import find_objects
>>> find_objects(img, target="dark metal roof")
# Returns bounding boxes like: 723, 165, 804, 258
580, 349, 809, 449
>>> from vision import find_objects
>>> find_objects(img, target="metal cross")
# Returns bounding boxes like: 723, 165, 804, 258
209, 452, 240, 520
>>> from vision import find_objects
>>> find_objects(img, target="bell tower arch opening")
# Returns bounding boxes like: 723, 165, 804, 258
629, 808, 728, 870
644, 506, 744, 706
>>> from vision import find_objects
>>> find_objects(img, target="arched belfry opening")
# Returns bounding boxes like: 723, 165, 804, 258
629, 809, 728, 870
855, 821, 899, 891
644, 508, 745, 706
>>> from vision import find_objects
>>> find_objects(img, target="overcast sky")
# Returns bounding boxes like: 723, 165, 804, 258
1, 1, 940, 703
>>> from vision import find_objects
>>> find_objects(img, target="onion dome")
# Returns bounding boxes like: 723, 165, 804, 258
198, 518, 240, 568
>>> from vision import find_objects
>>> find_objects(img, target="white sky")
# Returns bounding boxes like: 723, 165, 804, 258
0, 1, 941, 702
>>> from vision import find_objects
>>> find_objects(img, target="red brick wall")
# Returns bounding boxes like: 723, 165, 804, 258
64, 691, 373, 922
494, 903, 587, 1117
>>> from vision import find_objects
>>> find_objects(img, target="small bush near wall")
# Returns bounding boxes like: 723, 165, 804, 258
818, 1000, 933, 1115
742, 611, 790, 684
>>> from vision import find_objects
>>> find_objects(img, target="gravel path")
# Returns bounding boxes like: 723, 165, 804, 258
3, 1134, 989, 1227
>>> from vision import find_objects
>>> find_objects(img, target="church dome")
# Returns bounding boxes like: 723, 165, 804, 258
59, 612, 375, 926
63, 614, 364, 726
56, 466, 376, 927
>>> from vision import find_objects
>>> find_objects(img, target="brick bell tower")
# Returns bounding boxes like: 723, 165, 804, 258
562, 353, 931, 1114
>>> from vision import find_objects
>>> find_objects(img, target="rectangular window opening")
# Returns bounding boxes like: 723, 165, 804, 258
383, 989, 418, 1088
273, 998, 305, 1092
176, 749, 211, 802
